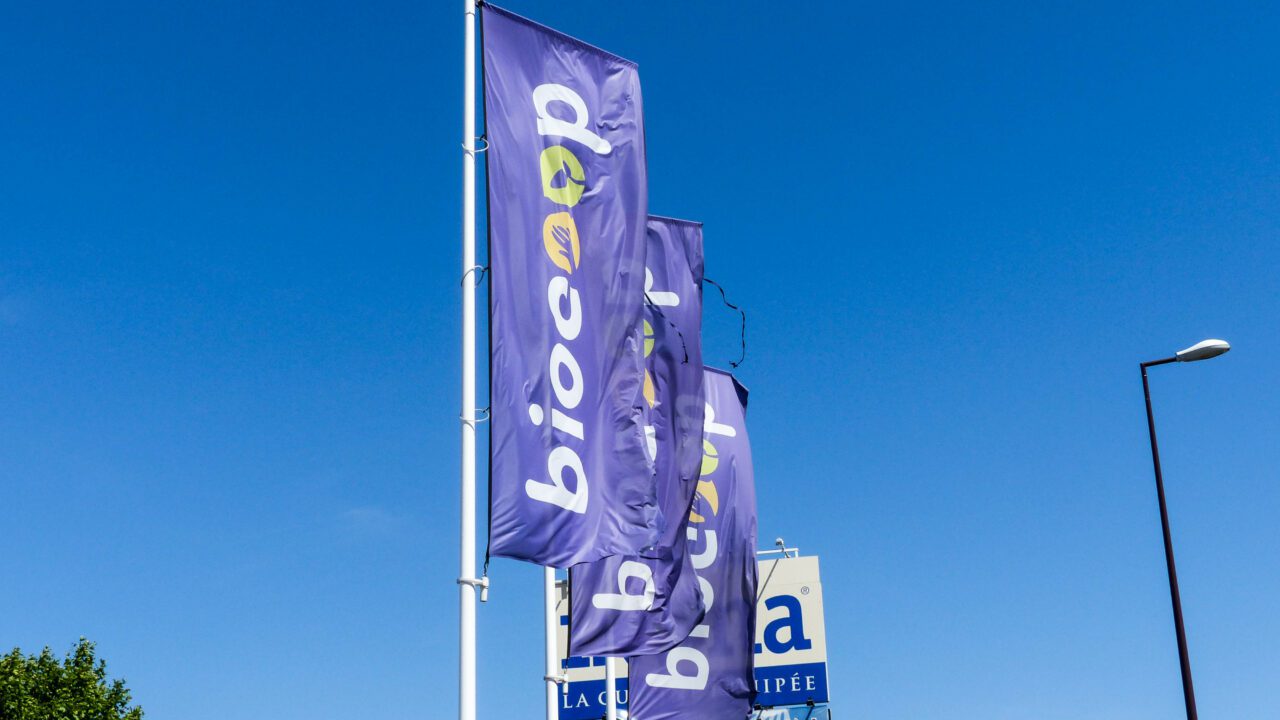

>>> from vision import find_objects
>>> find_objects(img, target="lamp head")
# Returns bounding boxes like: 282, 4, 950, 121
1175, 339, 1231, 363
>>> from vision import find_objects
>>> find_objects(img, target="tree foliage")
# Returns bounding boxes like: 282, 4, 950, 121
0, 639, 142, 720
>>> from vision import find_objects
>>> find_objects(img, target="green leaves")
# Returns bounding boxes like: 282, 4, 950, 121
0, 639, 143, 720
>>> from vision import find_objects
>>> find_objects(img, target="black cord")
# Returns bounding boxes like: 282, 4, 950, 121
644, 293, 690, 364
703, 277, 746, 369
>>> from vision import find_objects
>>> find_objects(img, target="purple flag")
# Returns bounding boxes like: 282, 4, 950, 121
568, 217, 706, 657
482, 5, 655, 568
628, 368, 758, 720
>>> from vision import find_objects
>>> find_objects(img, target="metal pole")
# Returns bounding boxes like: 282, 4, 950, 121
1141, 358, 1198, 720
544, 568, 560, 720
458, 2, 478, 720
605, 657, 618, 720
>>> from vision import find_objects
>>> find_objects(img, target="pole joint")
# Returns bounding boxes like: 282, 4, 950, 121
457, 575, 490, 602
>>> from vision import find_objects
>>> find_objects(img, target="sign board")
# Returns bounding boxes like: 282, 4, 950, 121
753, 555, 829, 706
556, 554, 829, 719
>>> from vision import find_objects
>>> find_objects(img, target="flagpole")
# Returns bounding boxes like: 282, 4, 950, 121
458, 2, 478, 720
605, 657, 618, 720
544, 568, 560, 720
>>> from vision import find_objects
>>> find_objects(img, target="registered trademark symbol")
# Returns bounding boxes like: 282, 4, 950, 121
801, 586, 810, 595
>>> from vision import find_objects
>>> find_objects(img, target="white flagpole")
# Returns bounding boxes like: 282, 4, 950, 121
605, 657, 618, 720
544, 568, 560, 720
458, 2, 478, 720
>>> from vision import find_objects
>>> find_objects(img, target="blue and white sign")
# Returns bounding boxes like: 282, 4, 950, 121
753, 555, 829, 707
556, 554, 830, 719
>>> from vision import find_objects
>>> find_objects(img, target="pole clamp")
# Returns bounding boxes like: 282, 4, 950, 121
459, 407, 491, 430
544, 673, 568, 684
461, 264, 488, 286
457, 575, 490, 602
462, 136, 489, 157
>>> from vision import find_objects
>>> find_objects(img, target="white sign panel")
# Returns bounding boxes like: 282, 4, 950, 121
753, 555, 829, 706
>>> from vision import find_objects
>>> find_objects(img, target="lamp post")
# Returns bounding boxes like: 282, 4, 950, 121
1140, 338, 1230, 720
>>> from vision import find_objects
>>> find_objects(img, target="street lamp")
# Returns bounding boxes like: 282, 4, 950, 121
1140, 338, 1230, 720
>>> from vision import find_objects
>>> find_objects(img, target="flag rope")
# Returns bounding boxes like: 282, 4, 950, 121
704, 276, 747, 368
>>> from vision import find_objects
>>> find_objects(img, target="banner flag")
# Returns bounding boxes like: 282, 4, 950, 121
482, 4, 655, 567
628, 368, 758, 720
568, 217, 706, 656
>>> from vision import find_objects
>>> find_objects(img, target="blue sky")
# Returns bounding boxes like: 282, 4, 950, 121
2, 1, 1278, 718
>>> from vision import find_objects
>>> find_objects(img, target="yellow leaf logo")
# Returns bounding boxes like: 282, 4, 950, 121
690, 440, 721, 523
691, 479, 720, 523
542, 212, 580, 274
